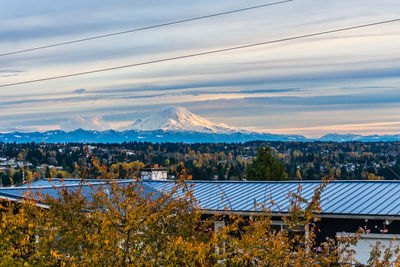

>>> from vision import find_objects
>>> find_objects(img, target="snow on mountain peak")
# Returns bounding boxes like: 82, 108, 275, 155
129, 107, 239, 133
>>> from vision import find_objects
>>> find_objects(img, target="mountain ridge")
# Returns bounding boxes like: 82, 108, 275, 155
1, 129, 400, 143
0, 128, 307, 143
1, 107, 399, 143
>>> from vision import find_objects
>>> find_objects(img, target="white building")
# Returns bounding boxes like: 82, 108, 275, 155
140, 165, 168, 180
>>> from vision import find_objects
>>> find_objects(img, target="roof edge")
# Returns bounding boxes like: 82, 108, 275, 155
201, 210, 400, 220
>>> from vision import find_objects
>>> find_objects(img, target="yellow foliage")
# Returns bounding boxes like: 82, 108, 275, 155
110, 161, 144, 179
0, 169, 398, 266
368, 173, 384, 180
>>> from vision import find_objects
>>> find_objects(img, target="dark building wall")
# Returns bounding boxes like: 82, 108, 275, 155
202, 213, 400, 245
315, 218, 400, 244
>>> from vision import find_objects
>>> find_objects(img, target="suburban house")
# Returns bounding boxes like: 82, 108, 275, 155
1, 178, 400, 264
140, 164, 168, 180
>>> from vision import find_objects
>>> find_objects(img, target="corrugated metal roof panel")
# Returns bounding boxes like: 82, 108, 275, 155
330, 183, 376, 214
362, 184, 399, 214
322, 183, 365, 213
2, 179, 400, 218
376, 187, 400, 215
143, 180, 400, 217
0, 179, 146, 204
345, 183, 389, 214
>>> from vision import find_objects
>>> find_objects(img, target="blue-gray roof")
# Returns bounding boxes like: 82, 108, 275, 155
1, 179, 400, 219
0, 179, 158, 206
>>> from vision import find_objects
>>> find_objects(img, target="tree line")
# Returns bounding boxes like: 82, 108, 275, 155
1, 141, 400, 185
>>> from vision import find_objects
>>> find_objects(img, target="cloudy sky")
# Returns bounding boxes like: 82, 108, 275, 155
1, 0, 399, 137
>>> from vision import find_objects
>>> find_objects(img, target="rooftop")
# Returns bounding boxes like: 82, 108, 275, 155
1, 178, 400, 220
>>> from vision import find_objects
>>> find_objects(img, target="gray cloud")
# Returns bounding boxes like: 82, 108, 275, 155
73, 88, 87, 94
0, 96, 99, 106
0, 69, 24, 77
0, 69, 23, 73
59, 115, 110, 131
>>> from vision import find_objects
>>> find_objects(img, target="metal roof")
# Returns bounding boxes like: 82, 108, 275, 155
26, 178, 128, 188
143, 180, 400, 219
1, 179, 400, 219
0, 179, 158, 206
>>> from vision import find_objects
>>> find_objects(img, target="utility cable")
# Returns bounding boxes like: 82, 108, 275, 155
0, 0, 292, 57
1, 18, 399, 88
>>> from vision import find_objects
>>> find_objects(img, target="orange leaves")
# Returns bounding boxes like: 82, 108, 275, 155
1, 176, 400, 265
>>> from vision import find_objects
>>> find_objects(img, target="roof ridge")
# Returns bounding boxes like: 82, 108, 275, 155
143, 179, 400, 183
0, 179, 136, 190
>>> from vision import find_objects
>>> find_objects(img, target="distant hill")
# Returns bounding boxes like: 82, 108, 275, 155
2, 130, 400, 144
318, 133, 400, 142
0, 129, 308, 143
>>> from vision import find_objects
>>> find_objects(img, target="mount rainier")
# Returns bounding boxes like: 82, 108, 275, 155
129, 106, 239, 134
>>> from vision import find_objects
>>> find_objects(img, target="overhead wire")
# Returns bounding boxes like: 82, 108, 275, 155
0, 0, 293, 57
1, 18, 399, 88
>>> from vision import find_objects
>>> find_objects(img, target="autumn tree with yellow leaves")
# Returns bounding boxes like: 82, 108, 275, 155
1, 171, 400, 265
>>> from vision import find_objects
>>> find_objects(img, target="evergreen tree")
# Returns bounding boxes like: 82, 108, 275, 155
45, 166, 51, 178
246, 147, 288, 181
0, 172, 11, 186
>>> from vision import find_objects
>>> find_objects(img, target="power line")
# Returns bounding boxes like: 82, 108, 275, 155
1, 18, 399, 88
0, 0, 292, 57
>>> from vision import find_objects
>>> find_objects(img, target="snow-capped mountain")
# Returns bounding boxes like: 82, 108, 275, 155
129, 107, 239, 134
0, 107, 308, 143
1, 107, 399, 143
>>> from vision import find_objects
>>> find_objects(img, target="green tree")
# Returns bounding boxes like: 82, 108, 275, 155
246, 146, 288, 181
45, 166, 50, 178
0, 173, 11, 187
